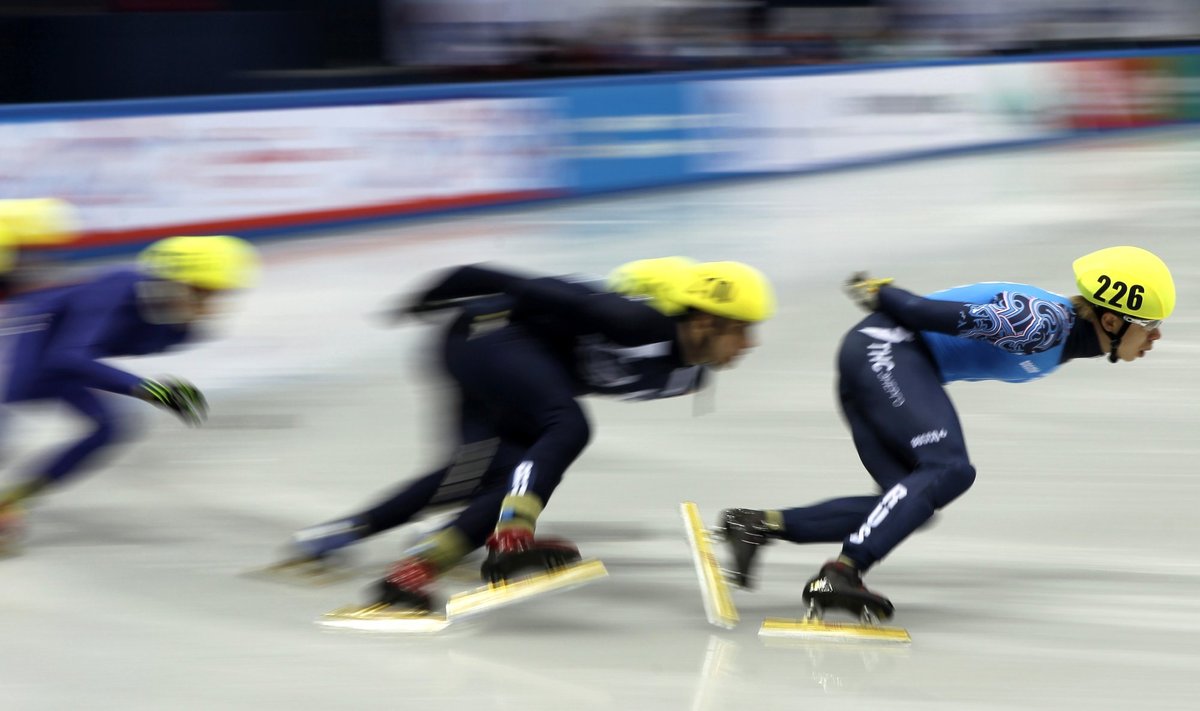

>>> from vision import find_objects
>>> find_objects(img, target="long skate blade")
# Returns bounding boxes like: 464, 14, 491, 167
240, 558, 357, 587
317, 603, 451, 634
680, 502, 739, 630
759, 618, 911, 644
445, 559, 608, 620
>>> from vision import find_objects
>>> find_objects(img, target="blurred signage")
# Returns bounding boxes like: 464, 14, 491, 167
0, 97, 565, 242
691, 65, 1047, 174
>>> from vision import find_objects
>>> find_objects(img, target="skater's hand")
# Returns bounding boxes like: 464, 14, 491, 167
378, 292, 464, 326
845, 272, 895, 312
137, 377, 208, 426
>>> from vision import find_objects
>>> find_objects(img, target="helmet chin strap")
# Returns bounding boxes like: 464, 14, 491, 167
1102, 315, 1132, 364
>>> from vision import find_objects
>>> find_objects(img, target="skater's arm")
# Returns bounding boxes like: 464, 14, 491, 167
875, 286, 966, 333
407, 265, 673, 343
878, 286, 1073, 354
407, 265, 531, 313
509, 277, 676, 345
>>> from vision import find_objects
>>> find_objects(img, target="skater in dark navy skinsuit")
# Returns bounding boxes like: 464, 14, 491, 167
719, 246, 1176, 619
286, 258, 775, 611
0, 236, 259, 549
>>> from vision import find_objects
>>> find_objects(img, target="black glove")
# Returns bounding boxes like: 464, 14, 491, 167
138, 377, 208, 426
845, 272, 895, 312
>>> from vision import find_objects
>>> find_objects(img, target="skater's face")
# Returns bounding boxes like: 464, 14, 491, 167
1098, 311, 1163, 362
185, 287, 222, 321
681, 314, 758, 368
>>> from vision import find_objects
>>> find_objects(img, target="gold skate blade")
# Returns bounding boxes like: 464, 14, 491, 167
680, 502, 738, 629
240, 558, 358, 587
445, 559, 607, 620
759, 618, 911, 644
317, 603, 451, 634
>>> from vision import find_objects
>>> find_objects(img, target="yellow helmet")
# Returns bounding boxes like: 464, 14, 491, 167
139, 235, 259, 291
676, 261, 775, 323
608, 256, 696, 316
1073, 246, 1175, 321
0, 198, 79, 246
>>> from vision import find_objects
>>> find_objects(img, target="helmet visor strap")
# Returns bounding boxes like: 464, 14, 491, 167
1106, 318, 1132, 364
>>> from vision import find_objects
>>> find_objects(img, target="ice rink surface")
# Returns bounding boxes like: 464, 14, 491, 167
3, 129, 1199, 710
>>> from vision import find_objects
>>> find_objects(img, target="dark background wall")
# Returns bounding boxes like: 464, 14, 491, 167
0, 0, 386, 103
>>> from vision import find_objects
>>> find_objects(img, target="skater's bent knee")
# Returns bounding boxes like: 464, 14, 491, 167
931, 462, 975, 508
546, 405, 591, 454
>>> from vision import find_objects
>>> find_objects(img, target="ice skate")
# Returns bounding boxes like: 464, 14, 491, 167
680, 502, 739, 629
803, 560, 895, 620
244, 515, 368, 586
759, 561, 910, 643
446, 528, 607, 620
718, 508, 772, 589
478, 528, 582, 583
319, 557, 450, 634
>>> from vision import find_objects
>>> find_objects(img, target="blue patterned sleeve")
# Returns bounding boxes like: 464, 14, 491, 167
953, 290, 1074, 355
876, 286, 1074, 355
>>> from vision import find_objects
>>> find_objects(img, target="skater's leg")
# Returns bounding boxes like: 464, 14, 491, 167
770, 382, 916, 544
21, 386, 130, 493
445, 325, 590, 536
0, 388, 130, 549
292, 395, 511, 558
775, 495, 882, 543
802, 320, 975, 617
835, 325, 975, 571
720, 342, 914, 586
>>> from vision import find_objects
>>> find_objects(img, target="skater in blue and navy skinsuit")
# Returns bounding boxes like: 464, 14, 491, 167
719, 246, 1176, 619
0, 236, 258, 549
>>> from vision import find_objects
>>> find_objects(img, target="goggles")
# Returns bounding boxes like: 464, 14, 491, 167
1123, 314, 1162, 331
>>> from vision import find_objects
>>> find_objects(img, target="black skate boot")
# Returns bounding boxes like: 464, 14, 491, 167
480, 528, 581, 585
802, 560, 895, 621
719, 508, 773, 589
376, 557, 438, 612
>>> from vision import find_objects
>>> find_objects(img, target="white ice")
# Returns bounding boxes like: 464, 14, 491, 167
3, 129, 1199, 711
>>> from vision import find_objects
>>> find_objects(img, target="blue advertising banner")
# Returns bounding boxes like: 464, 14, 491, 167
556, 81, 702, 192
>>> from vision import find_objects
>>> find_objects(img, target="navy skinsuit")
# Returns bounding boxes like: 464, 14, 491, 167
779, 283, 1102, 570
3, 269, 191, 484
364, 266, 706, 549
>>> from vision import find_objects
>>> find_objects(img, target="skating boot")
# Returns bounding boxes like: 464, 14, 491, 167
718, 508, 773, 589
802, 560, 895, 622
247, 515, 369, 584
479, 528, 581, 585
376, 557, 438, 612
289, 515, 369, 561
